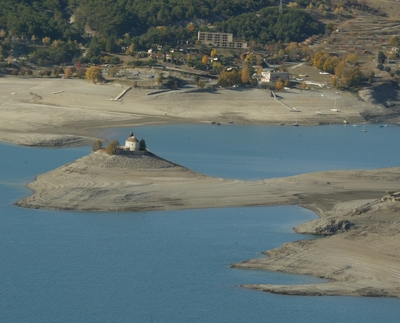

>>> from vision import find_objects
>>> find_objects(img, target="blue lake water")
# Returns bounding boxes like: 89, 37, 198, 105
1, 124, 400, 323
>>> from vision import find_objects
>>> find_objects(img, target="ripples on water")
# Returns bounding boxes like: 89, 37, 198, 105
1, 124, 399, 323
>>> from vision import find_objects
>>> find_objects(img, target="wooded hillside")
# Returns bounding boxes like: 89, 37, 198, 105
0, 0, 327, 68
0, 0, 320, 46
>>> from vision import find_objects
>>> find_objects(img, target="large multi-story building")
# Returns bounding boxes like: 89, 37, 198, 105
197, 32, 247, 49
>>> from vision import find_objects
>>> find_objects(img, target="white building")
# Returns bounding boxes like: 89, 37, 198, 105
125, 132, 139, 151
261, 71, 290, 83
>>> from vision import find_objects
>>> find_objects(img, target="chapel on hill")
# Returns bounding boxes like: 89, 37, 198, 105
125, 132, 139, 151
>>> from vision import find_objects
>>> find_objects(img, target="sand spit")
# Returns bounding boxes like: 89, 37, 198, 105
15, 150, 400, 297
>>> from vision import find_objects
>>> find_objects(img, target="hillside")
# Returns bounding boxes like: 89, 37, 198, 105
2, 0, 400, 99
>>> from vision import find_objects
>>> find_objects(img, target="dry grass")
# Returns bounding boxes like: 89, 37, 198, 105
309, 0, 400, 81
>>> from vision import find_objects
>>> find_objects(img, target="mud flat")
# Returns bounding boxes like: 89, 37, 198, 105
15, 150, 400, 297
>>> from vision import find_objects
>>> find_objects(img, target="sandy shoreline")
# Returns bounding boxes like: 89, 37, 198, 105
2, 76, 400, 298
0, 76, 395, 147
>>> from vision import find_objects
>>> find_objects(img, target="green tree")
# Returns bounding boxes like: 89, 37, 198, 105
105, 37, 118, 53
87, 37, 101, 60
139, 139, 147, 150
377, 51, 386, 64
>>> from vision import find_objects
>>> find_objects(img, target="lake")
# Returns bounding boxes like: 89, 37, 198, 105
1, 124, 399, 323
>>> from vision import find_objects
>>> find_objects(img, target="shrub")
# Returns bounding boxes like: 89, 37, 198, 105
109, 67, 118, 77
86, 66, 102, 83
275, 78, 284, 91
366, 70, 375, 83
92, 139, 103, 152
377, 51, 386, 64
376, 63, 384, 71
108, 56, 120, 65
384, 66, 391, 72
105, 140, 119, 154
127, 59, 157, 67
